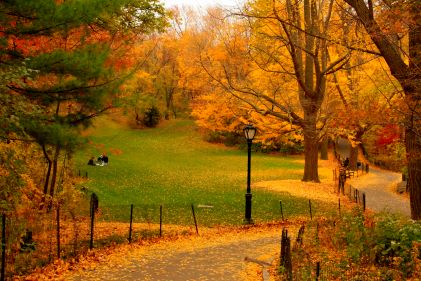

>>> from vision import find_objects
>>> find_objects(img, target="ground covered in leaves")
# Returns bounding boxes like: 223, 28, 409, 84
17, 223, 299, 281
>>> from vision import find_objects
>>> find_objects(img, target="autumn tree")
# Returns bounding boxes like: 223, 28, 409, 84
199, 1, 351, 182
0, 0, 167, 203
328, 8, 402, 170
123, 7, 209, 125
342, 0, 421, 219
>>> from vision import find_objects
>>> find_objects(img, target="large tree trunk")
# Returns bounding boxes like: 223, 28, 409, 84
405, 2, 421, 220
349, 131, 364, 171
349, 145, 358, 171
303, 134, 320, 182
405, 97, 421, 220
302, 112, 320, 182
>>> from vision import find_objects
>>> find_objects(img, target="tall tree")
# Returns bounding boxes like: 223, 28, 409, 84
342, 0, 421, 219
200, 1, 350, 182
0, 0, 167, 201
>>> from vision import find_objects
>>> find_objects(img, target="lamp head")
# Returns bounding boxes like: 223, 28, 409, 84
243, 124, 256, 141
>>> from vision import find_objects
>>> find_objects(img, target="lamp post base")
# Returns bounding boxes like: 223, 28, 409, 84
244, 193, 253, 224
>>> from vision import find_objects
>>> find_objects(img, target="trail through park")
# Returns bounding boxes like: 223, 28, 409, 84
64, 225, 285, 281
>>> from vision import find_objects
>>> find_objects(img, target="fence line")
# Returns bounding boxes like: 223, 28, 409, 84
1, 193, 337, 279
1, 213, 5, 281
279, 222, 384, 281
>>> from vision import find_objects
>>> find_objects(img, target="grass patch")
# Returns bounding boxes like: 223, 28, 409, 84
75, 118, 336, 225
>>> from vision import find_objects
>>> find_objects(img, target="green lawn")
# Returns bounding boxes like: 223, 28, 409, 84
75, 118, 336, 225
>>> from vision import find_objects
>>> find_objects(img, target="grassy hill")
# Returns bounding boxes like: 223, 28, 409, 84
75, 117, 336, 225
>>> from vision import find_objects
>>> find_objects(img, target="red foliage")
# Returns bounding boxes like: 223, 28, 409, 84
375, 124, 400, 148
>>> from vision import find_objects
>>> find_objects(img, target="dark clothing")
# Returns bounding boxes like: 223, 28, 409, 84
103, 155, 109, 164
88, 159, 95, 166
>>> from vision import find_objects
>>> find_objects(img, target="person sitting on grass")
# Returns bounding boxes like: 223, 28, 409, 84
97, 154, 105, 166
88, 157, 96, 166
102, 154, 109, 165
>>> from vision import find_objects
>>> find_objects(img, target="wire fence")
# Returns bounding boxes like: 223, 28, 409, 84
1, 191, 344, 279
1, 179, 372, 281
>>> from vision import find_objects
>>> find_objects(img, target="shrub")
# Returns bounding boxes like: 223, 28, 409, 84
336, 210, 421, 277
373, 215, 421, 277
204, 131, 243, 146
335, 208, 371, 262
143, 106, 161, 128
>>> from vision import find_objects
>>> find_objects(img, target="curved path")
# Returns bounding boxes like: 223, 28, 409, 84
336, 138, 410, 217
349, 168, 410, 217
65, 227, 283, 281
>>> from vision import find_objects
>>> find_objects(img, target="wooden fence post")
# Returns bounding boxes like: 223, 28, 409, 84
89, 196, 95, 249
337, 176, 341, 194
294, 225, 305, 250
159, 205, 162, 237
128, 204, 133, 243
363, 193, 366, 211
308, 200, 313, 220
316, 262, 320, 281
56, 205, 60, 259
279, 201, 284, 221
280, 228, 292, 281
1, 213, 5, 281
191, 204, 199, 235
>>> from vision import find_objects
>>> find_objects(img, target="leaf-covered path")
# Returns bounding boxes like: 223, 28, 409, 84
349, 168, 410, 217
64, 225, 286, 281
336, 138, 410, 217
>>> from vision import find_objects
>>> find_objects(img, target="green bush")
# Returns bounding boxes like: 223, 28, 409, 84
204, 131, 243, 146
335, 208, 371, 262
143, 106, 161, 128
373, 215, 421, 276
336, 210, 421, 277
278, 143, 304, 155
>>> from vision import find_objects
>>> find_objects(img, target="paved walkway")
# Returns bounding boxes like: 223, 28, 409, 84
66, 227, 282, 281
336, 138, 410, 217
349, 168, 410, 217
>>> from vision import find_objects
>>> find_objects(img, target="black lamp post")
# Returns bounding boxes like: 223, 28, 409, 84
243, 124, 256, 224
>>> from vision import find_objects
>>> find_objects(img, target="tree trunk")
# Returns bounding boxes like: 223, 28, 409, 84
41, 144, 52, 195
303, 133, 320, 182
405, 3, 421, 220
302, 113, 320, 182
49, 145, 61, 199
320, 137, 328, 160
40, 144, 52, 210
349, 145, 358, 171
135, 108, 141, 125
405, 111, 421, 220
